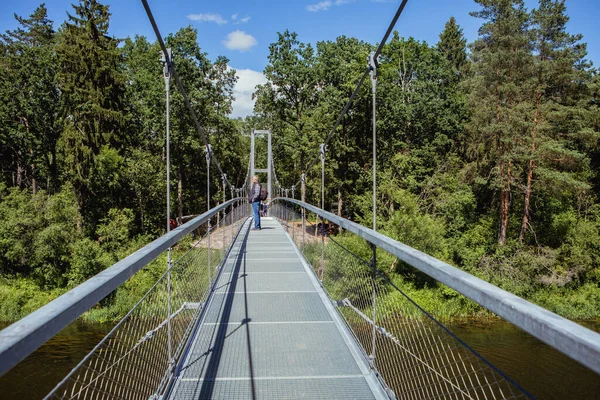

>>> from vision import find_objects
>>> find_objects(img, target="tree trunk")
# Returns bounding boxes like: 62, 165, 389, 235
337, 187, 342, 217
76, 194, 84, 234
499, 188, 510, 246
31, 163, 37, 194
520, 93, 542, 243
519, 160, 534, 243
177, 167, 183, 225
138, 197, 145, 231
495, 81, 509, 246
51, 145, 58, 193
16, 155, 23, 188
498, 161, 511, 246
217, 199, 221, 226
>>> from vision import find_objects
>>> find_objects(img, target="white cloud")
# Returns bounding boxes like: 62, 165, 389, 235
222, 30, 257, 51
306, 0, 354, 12
187, 13, 227, 24
306, 1, 332, 12
233, 15, 251, 25
230, 68, 267, 118
231, 13, 238, 20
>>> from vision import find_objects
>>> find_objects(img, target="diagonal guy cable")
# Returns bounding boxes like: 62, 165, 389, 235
141, 0, 236, 191
293, 0, 409, 189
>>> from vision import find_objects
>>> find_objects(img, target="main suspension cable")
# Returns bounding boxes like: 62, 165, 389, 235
292, 0, 409, 189
141, 0, 239, 192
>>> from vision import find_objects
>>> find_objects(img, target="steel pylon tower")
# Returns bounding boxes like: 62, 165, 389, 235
250, 129, 272, 202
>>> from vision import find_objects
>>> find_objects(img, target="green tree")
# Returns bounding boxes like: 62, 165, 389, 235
0, 184, 82, 288
313, 36, 373, 216
31, 187, 81, 287
519, 0, 594, 243
124, 149, 165, 232
255, 30, 319, 174
465, 0, 534, 245
377, 34, 466, 197
56, 0, 127, 225
437, 16, 468, 80
96, 208, 134, 255
67, 238, 110, 287
164, 26, 237, 222
0, 4, 60, 191
121, 35, 164, 151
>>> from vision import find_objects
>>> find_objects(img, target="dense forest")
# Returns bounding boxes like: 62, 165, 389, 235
0, 0, 599, 322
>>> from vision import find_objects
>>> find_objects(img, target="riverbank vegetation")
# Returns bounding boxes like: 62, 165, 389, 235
1, 0, 599, 323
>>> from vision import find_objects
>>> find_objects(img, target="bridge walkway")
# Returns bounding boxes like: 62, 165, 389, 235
167, 217, 387, 399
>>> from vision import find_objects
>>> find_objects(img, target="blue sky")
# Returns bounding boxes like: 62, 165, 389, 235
2, 0, 599, 117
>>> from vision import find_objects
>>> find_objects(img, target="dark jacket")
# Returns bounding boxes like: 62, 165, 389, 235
248, 182, 262, 203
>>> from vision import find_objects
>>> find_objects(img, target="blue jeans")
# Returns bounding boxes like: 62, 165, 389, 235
252, 201, 261, 229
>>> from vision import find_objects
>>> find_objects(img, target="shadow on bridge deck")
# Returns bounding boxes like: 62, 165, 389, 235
167, 218, 387, 399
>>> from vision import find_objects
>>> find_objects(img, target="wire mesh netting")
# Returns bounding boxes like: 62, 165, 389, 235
46, 202, 250, 400
272, 201, 531, 400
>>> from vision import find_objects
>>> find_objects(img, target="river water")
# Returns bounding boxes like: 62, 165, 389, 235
1, 319, 598, 399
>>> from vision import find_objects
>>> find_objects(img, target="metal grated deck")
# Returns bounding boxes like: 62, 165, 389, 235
167, 218, 387, 399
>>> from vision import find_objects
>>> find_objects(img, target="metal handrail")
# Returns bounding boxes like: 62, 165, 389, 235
272, 197, 600, 376
0, 198, 243, 377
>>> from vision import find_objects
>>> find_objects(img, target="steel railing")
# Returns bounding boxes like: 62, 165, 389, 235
0, 198, 250, 399
271, 198, 600, 399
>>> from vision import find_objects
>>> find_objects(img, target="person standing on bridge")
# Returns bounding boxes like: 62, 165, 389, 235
248, 175, 262, 230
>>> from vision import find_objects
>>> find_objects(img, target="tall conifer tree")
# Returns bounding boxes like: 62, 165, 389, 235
437, 16, 467, 80
466, 0, 533, 245
56, 0, 127, 218
519, 0, 592, 242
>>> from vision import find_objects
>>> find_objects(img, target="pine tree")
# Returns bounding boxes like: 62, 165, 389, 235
519, 0, 593, 242
466, 0, 534, 245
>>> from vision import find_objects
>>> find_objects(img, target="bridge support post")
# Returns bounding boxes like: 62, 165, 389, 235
301, 173, 306, 251
166, 248, 173, 370
292, 204, 295, 240
291, 186, 295, 242
292, 185, 296, 243
320, 145, 326, 282
230, 187, 235, 246
205, 145, 212, 284
161, 47, 174, 370
250, 129, 272, 204
268, 131, 272, 204
222, 174, 227, 256
285, 200, 288, 232
368, 51, 378, 232
369, 242, 377, 364
250, 130, 255, 180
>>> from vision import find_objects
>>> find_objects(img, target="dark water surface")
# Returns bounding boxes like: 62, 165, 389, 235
450, 320, 600, 400
0, 320, 112, 399
0, 319, 598, 399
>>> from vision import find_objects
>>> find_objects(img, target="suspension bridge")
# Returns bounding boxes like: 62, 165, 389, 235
1, 0, 600, 399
